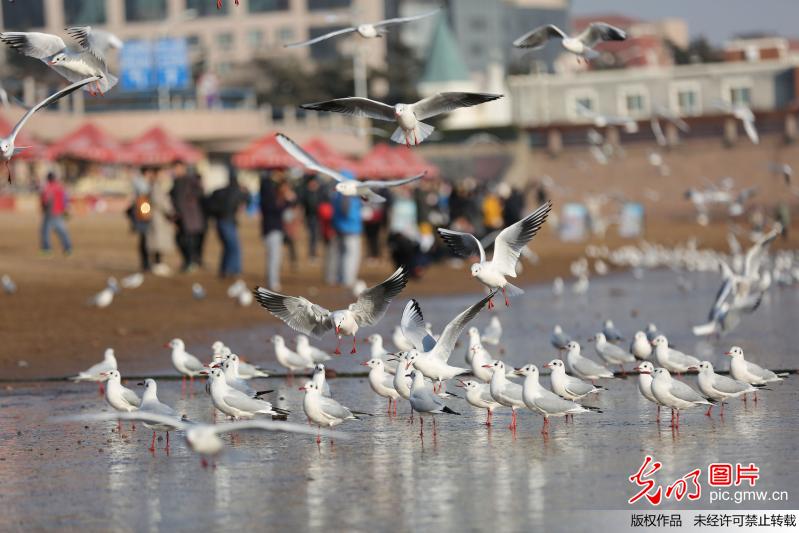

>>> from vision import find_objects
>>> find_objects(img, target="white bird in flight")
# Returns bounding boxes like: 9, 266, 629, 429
437, 201, 552, 307
715, 100, 759, 144
1, 76, 99, 182
276, 133, 424, 203
253, 266, 409, 355
0, 29, 117, 94
300, 92, 503, 147
513, 22, 626, 61
284, 10, 439, 48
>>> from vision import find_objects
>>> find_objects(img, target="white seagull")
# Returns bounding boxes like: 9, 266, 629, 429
651, 335, 700, 374
694, 361, 758, 416
136, 378, 180, 452
715, 101, 759, 144
650, 367, 713, 427
564, 341, 614, 382
481, 316, 503, 346
270, 335, 314, 374
0, 29, 117, 94
630, 331, 653, 360
437, 201, 552, 307
392, 325, 415, 352
296, 334, 332, 364
456, 379, 503, 426
276, 133, 424, 203
299, 381, 358, 443
408, 370, 460, 436
366, 333, 397, 375
362, 358, 400, 415
206, 368, 287, 420
0, 77, 99, 181
300, 92, 503, 147
71, 347, 117, 394
634, 361, 664, 421
165, 338, 206, 389
100, 370, 140, 431
550, 324, 572, 351
284, 9, 440, 48
484, 360, 527, 430
544, 359, 604, 401
88, 276, 119, 308
515, 364, 600, 434
254, 266, 409, 355
591, 332, 636, 373
512, 22, 626, 60
727, 346, 785, 400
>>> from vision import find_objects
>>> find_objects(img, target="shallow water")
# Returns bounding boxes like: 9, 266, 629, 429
2, 270, 798, 531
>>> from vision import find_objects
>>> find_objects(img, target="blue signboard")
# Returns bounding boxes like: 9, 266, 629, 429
155, 38, 190, 90
120, 39, 154, 91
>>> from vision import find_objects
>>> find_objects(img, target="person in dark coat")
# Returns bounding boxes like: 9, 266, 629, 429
170, 161, 205, 272
259, 170, 294, 290
207, 165, 248, 278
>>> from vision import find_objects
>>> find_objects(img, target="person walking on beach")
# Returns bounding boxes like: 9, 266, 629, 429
300, 175, 324, 261
40, 172, 72, 256
145, 168, 175, 275
127, 168, 154, 271
207, 165, 248, 278
332, 173, 362, 287
259, 170, 294, 291
170, 161, 205, 272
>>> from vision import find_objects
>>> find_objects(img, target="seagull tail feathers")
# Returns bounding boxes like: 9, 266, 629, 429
391, 122, 435, 145
441, 406, 461, 415
503, 282, 525, 297
692, 321, 717, 337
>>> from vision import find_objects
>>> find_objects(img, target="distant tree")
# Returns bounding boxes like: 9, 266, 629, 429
669, 37, 724, 64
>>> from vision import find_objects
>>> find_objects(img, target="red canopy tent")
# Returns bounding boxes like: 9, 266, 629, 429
45, 123, 122, 163
120, 126, 203, 166
0, 114, 46, 160
357, 143, 439, 179
232, 133, 295, 169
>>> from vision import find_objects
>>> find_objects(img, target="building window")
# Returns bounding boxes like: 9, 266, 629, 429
247, 29, 264, 49
125, 0, 167, 22
618, 85, 649, 117
64, 0, 106, 25
186, 34, 202, 49
729, 86, 751, 106
566, 88, 599, 120
249, 0, 289, 13
186, 0, 227, 16
2, 0, 45, 28
216, 33, 234, 51
278, 27, 295, 45
308, 0, 351, 10
670, 81, 701, 116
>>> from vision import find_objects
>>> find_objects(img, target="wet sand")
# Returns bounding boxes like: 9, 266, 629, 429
2, 209, 796, 381
1, 270, 797, 532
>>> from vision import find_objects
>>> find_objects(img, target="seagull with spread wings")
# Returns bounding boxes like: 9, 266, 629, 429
300, 92, 503, 147
513, 22, 626, 61
714, 100, 759, 144
1, 76, 99, 182
437, 201, 552, 307
0, 27, 118, 95
284, 9, 439, 48
276, 133, 424, 203
253, 266, 409, 355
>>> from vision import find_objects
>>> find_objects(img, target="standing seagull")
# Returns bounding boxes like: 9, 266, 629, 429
0, 29, 117, 94
727, 346, 785, 401
71, 347, 117, 394
694, 361, 758, 416
634, 361, 665, 421
544, 359, 604, 401
481, 316, 503, 346
408, 370, 459, 436
591, 332, 636, 374
253, 266, 409, 355
166, 338, 206, 391
456, 379, 503, 426
437, 201, 552, 307
137, 379, 180, 452
299, 381, 358, 444
0, 77, 99, 181
512, 22, 626, 61
650, 368, 713, 428
564, 341, 614, 382
284, 10, 439, 48
276, 133, 424, 203
100, 370, 141, 431
300, 93, 503, 147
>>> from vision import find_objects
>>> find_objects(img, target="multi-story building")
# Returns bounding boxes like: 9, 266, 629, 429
0, 0, 385, 76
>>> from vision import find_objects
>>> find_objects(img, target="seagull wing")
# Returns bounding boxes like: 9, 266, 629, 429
284, 26, 357, 48
223, 391, 273, 413
411, 92, 503, 121
669, 380, 709, 403
711, 374, 751, 395
431, 292, 495, 362
361, 171, 425, 189
373, 9, 440, 28
349, 266, 410, 326
276, 133, 346, 182
512, 24, 566, 49
211, 419, 347, 439
319, 396, 355, 420
650, 117, 667, 146
65, 26, 108, 60
741, 117, 759, 144
252, 287, 332, 338
437, 228, 485, 263
577, 22, 627, 47
400, 299, 437, 352
491, 201, 552, 277
0, 31, 66, 59
52, 411, 187, 430
300, 97, 396, 121
743, 225, 780, 278
10, 77, 99, 142
564, 377, 595, 397
121, 386, 142, 407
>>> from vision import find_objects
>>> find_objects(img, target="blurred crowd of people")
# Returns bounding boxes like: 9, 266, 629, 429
113, 161, 539, 290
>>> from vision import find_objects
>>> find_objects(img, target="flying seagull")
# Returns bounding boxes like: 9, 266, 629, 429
1, 76, 99, 182
0, 28, 118, 95
437, 201, 552, 307
285, 10, 440, 48
714, 100, 758, 144
253, 266, 410, 355
300, 92, 503, 147
513, 22, 626, 60
275, 133, 424, 203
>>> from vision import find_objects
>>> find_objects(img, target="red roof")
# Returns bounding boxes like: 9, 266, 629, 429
120, 126, 203, 166
0, 114, 45, 160
356, 143, 439, 179
233, 133, 295, 170
46, 123, 122, 163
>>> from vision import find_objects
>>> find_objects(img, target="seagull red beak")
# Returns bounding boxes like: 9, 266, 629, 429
360, 361, 370, 366
405, 361, 411, 370
298, 386, 306, 391
455, 379, 466, 388
724, 351, 732, 356
687, 366, 699, 371
163, 342, 171, 348
481, 364, 492, 369
543, 363, 552, 368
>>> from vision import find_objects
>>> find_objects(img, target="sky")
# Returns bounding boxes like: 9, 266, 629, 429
571, 0, 799, 43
